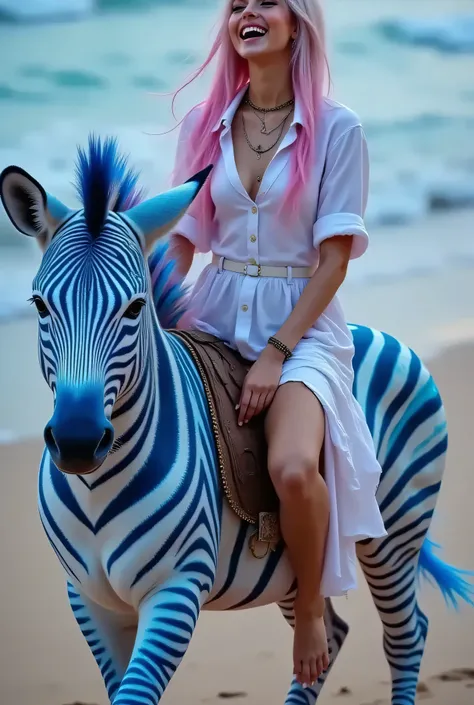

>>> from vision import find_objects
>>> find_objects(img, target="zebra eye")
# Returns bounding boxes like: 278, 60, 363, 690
31, 295, 49, 318
123, 298, 146, 320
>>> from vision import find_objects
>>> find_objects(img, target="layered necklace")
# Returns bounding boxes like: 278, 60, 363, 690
241, 91, 295, 160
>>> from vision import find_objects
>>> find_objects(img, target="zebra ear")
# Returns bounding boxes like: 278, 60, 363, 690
0, 166, 72, 250
123, 165, 212, 252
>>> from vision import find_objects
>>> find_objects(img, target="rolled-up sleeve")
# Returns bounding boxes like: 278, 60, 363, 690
313, 125, 369, 260
169, 107, 211, 254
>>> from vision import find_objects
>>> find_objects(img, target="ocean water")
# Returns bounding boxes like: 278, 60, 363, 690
0, 0, 474, 321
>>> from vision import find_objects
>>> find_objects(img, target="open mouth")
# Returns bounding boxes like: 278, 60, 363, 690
240, 25, 268, 40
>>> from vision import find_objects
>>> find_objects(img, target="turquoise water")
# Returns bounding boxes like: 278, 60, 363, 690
1, 0, 474, 318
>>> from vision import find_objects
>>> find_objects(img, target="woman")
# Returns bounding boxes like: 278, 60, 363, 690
167, 0, 386, 688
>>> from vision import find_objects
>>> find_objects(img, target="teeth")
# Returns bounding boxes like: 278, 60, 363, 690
242, 26, 267, 38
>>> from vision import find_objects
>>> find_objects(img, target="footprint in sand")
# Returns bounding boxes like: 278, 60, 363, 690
416, 681, 433, 699
201, 694, 248, 703
217, 692, 248, 699
335, 686, 352, 696
431, 667, 474, 683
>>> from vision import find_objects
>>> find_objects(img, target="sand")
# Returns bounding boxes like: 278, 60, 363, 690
1, 221, 474, 702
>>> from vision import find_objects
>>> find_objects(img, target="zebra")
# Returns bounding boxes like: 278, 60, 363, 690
0, 136, 472, 705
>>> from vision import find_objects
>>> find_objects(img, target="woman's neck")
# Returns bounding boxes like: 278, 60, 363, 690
247, 58, 293, 109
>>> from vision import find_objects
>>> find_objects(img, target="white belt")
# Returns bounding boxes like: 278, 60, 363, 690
212, 255, 313, 279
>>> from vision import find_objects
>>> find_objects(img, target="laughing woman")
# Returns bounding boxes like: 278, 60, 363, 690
166, 0, 386, 688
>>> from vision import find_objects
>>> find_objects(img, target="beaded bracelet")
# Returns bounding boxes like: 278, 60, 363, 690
268, 336, 293, 362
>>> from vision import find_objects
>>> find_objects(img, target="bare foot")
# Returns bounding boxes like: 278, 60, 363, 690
293, 601, 330, 686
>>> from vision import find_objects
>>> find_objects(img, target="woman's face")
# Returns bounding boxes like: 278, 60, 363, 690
228, 0, 296, 61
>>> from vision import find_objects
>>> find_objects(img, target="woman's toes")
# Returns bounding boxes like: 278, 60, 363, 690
322, 650, 330, 671
309, 658, 319, 684
300, 662, 311, 686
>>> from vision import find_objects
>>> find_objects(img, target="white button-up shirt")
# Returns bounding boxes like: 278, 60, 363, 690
171, 86, 369, 361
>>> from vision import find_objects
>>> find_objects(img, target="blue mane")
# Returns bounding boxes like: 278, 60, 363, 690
74, 134, 145, 237
73, 134, 189, 328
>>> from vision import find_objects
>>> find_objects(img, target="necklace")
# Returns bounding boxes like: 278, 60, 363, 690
241, 109, 292, 159
248, 104, 292, 136
245, 93, 295, 135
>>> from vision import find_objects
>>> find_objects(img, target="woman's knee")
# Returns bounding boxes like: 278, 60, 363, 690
268, 452, 321, 502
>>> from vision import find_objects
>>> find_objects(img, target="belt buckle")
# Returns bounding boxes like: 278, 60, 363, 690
244, 263, 261, 277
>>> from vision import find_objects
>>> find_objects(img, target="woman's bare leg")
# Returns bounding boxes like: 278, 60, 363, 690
265, 382, 330, 686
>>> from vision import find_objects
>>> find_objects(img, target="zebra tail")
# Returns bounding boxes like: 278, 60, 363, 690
418, 536, 474, 610
148, 240, 190, 329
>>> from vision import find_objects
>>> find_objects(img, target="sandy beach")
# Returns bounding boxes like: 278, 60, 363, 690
1, 210, 474, 704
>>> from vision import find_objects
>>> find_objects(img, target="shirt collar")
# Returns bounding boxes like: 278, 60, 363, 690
211, 84, 304, 133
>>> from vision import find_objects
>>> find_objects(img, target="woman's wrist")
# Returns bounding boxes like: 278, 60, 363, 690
265, 336, 293, 363
263, 343, 285, 363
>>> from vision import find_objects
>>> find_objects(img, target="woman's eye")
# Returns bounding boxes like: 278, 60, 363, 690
123, 299, 146, 320
233, 1, 275, 11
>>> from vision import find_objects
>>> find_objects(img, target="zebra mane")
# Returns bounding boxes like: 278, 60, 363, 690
74, 134, 145, 238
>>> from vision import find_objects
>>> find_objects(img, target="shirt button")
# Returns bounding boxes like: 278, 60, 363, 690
241, 304, 248, 312
251, 206, 257, 214
250, 234, 257, 242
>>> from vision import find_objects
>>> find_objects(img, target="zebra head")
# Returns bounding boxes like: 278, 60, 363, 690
0, 136, 211, 475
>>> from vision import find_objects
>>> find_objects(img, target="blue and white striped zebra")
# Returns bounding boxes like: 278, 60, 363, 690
0, 137, 472, 705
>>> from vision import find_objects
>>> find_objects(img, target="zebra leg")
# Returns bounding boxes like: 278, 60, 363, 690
357, 539, 429, 705
113, 578, 207, 704
67, 582, 137, 703
279, 593, 349, 704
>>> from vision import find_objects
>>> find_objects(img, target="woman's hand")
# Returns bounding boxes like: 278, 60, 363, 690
237, 344, 285, 426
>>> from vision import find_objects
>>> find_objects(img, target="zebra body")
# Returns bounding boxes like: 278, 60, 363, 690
1, 138, 472, 705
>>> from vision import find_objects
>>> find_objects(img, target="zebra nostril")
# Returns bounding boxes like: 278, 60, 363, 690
96, 426, 114, 457
44, 425, 59, 455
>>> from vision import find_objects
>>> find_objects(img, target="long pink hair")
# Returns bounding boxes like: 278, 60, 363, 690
170, 0, 330, 227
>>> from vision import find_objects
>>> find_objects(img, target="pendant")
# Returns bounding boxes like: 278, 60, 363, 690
256, 153, 262, 160
260, 125, 267, 134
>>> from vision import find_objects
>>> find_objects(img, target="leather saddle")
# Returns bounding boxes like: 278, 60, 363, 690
169, 329, 281, 555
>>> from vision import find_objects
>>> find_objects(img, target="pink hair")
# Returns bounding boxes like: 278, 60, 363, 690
170, 0, 330, 227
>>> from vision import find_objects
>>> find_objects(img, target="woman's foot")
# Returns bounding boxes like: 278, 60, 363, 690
293, 600, 330, 686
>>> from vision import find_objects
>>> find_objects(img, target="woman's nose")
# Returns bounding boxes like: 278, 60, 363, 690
243, 4, 258, 19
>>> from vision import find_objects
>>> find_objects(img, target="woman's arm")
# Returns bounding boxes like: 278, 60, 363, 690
272, 122, 369, 353
272, 235, 353, 352
167, 106, 210, 275
169, 233, 195, 278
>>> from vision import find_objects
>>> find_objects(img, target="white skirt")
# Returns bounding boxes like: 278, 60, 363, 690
279, 338, 387, 597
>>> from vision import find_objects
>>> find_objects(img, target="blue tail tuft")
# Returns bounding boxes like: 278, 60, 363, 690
418, 536, 474, 610
147, 240, 189, 329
